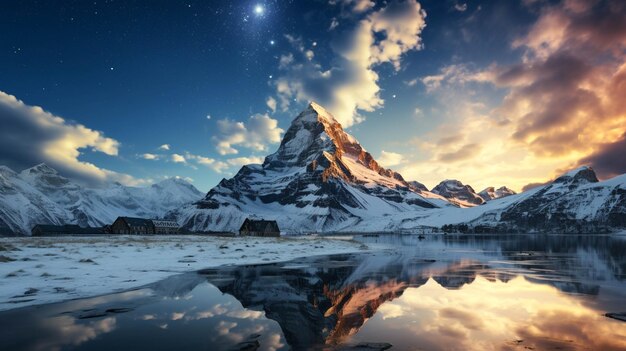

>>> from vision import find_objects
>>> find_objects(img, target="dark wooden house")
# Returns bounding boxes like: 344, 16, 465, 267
239, 218, 280, 237
152, 220, 180, 234
111, 217, 154, 234
31, 224, 104, 236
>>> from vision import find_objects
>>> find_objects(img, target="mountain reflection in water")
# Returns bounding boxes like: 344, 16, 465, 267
1, 234, 626, 351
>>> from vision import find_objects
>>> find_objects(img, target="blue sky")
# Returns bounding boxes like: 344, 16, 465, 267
1, 0, 625, 192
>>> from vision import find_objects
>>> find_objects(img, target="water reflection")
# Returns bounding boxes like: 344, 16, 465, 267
0, 234, 625, 350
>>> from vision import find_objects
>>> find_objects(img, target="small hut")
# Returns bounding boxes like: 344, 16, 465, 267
239, 218, 280, 237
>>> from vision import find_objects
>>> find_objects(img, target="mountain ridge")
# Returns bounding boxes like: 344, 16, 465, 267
0, 163, 203, 234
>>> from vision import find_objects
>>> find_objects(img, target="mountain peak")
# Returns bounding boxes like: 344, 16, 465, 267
21, 163, 58, 176
292, 101, 339, 126
554, 166, 598, 184
432, 179, 484, 206
264, 103, 410, 189
479, 185, 516, 201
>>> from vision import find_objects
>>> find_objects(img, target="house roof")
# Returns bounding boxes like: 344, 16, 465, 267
240, 219, 280, 232
118, 217, 153, 227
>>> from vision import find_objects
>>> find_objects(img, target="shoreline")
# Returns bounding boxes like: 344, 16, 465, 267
0, 235, 368, 312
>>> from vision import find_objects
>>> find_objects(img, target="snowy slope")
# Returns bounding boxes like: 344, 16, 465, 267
0, 164, 203, 234
172, 102, 451, 233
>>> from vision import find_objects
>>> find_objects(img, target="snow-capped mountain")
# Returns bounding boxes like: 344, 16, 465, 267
478, 186, 516, 202
0, 164, 203, 234
470, 166, 626, 232
382, 166, 626, 233
173, 102, 450, 233
431, 179, 485, 207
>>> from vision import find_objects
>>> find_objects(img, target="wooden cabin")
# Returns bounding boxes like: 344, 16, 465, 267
239, 218, 280, 237
111, 217, 154, 234
31, 224, 104, 236
152, 220, 180, 234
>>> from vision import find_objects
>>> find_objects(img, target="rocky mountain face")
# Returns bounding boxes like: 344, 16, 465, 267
0, 164, 203, 234
431, 179, 485, 207
173, 102, 450, 233
478, 186, 516, 202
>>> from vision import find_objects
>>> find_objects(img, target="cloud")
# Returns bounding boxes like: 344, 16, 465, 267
140, 153, 159, 160
171, 154, 186, 163
488, 1, 626, 164
158, 144, 170, 151
0, 91, 148, 186
454, 3, 468, 12
576, 132, 626, 179
437, 143, 482, 162
184, 152, 229, 173
226, 156, 265, 167
421, 64, 492, 92
266, 96, 277, 112
213, 114, 284, 155
378, 150, 405, 167
403, 0, 626, 191
275, 0, 427, 127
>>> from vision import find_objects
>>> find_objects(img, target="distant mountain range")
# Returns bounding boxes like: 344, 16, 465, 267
1, 102, 624, 235
0, 163, 203, 234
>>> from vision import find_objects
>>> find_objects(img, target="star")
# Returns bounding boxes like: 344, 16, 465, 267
270, 40, 275, 45
110, 67, 114, 71
392, 94, 397, 98
254, 4, 264, 16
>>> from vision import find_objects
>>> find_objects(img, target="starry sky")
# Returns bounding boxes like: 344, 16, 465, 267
1, 0, 625, 192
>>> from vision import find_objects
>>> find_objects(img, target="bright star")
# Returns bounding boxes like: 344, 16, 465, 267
254, 4, 264, 15
270, 40, 275, 45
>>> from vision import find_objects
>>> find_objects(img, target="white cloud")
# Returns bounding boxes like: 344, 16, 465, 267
332, 0, 375, 13
275, 0, 427, 127
184, 152, 229, 173
213, 114, 284, 155
266, 96, 277, 112
158, 144, 170, 151
140, 153, 159, 160
378, 150, 406, 167
305, 50, 314, 61
279, 53, 294, 69
171, 154, 186, 163
226, 156, 265, 167
329, 17, 339, 31
454, 3, 468, 12
0, 91, 148, 186
421, 64, 493, 92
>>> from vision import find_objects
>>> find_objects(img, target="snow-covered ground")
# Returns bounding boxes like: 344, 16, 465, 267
0, 235, 368, 311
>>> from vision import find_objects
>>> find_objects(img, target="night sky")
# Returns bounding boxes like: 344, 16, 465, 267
1, 0, 625, 192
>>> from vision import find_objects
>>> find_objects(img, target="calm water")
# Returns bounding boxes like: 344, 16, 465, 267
1, 234, 626, 351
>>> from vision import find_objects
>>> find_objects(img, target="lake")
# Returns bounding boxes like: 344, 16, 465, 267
1, 234, 626, 350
